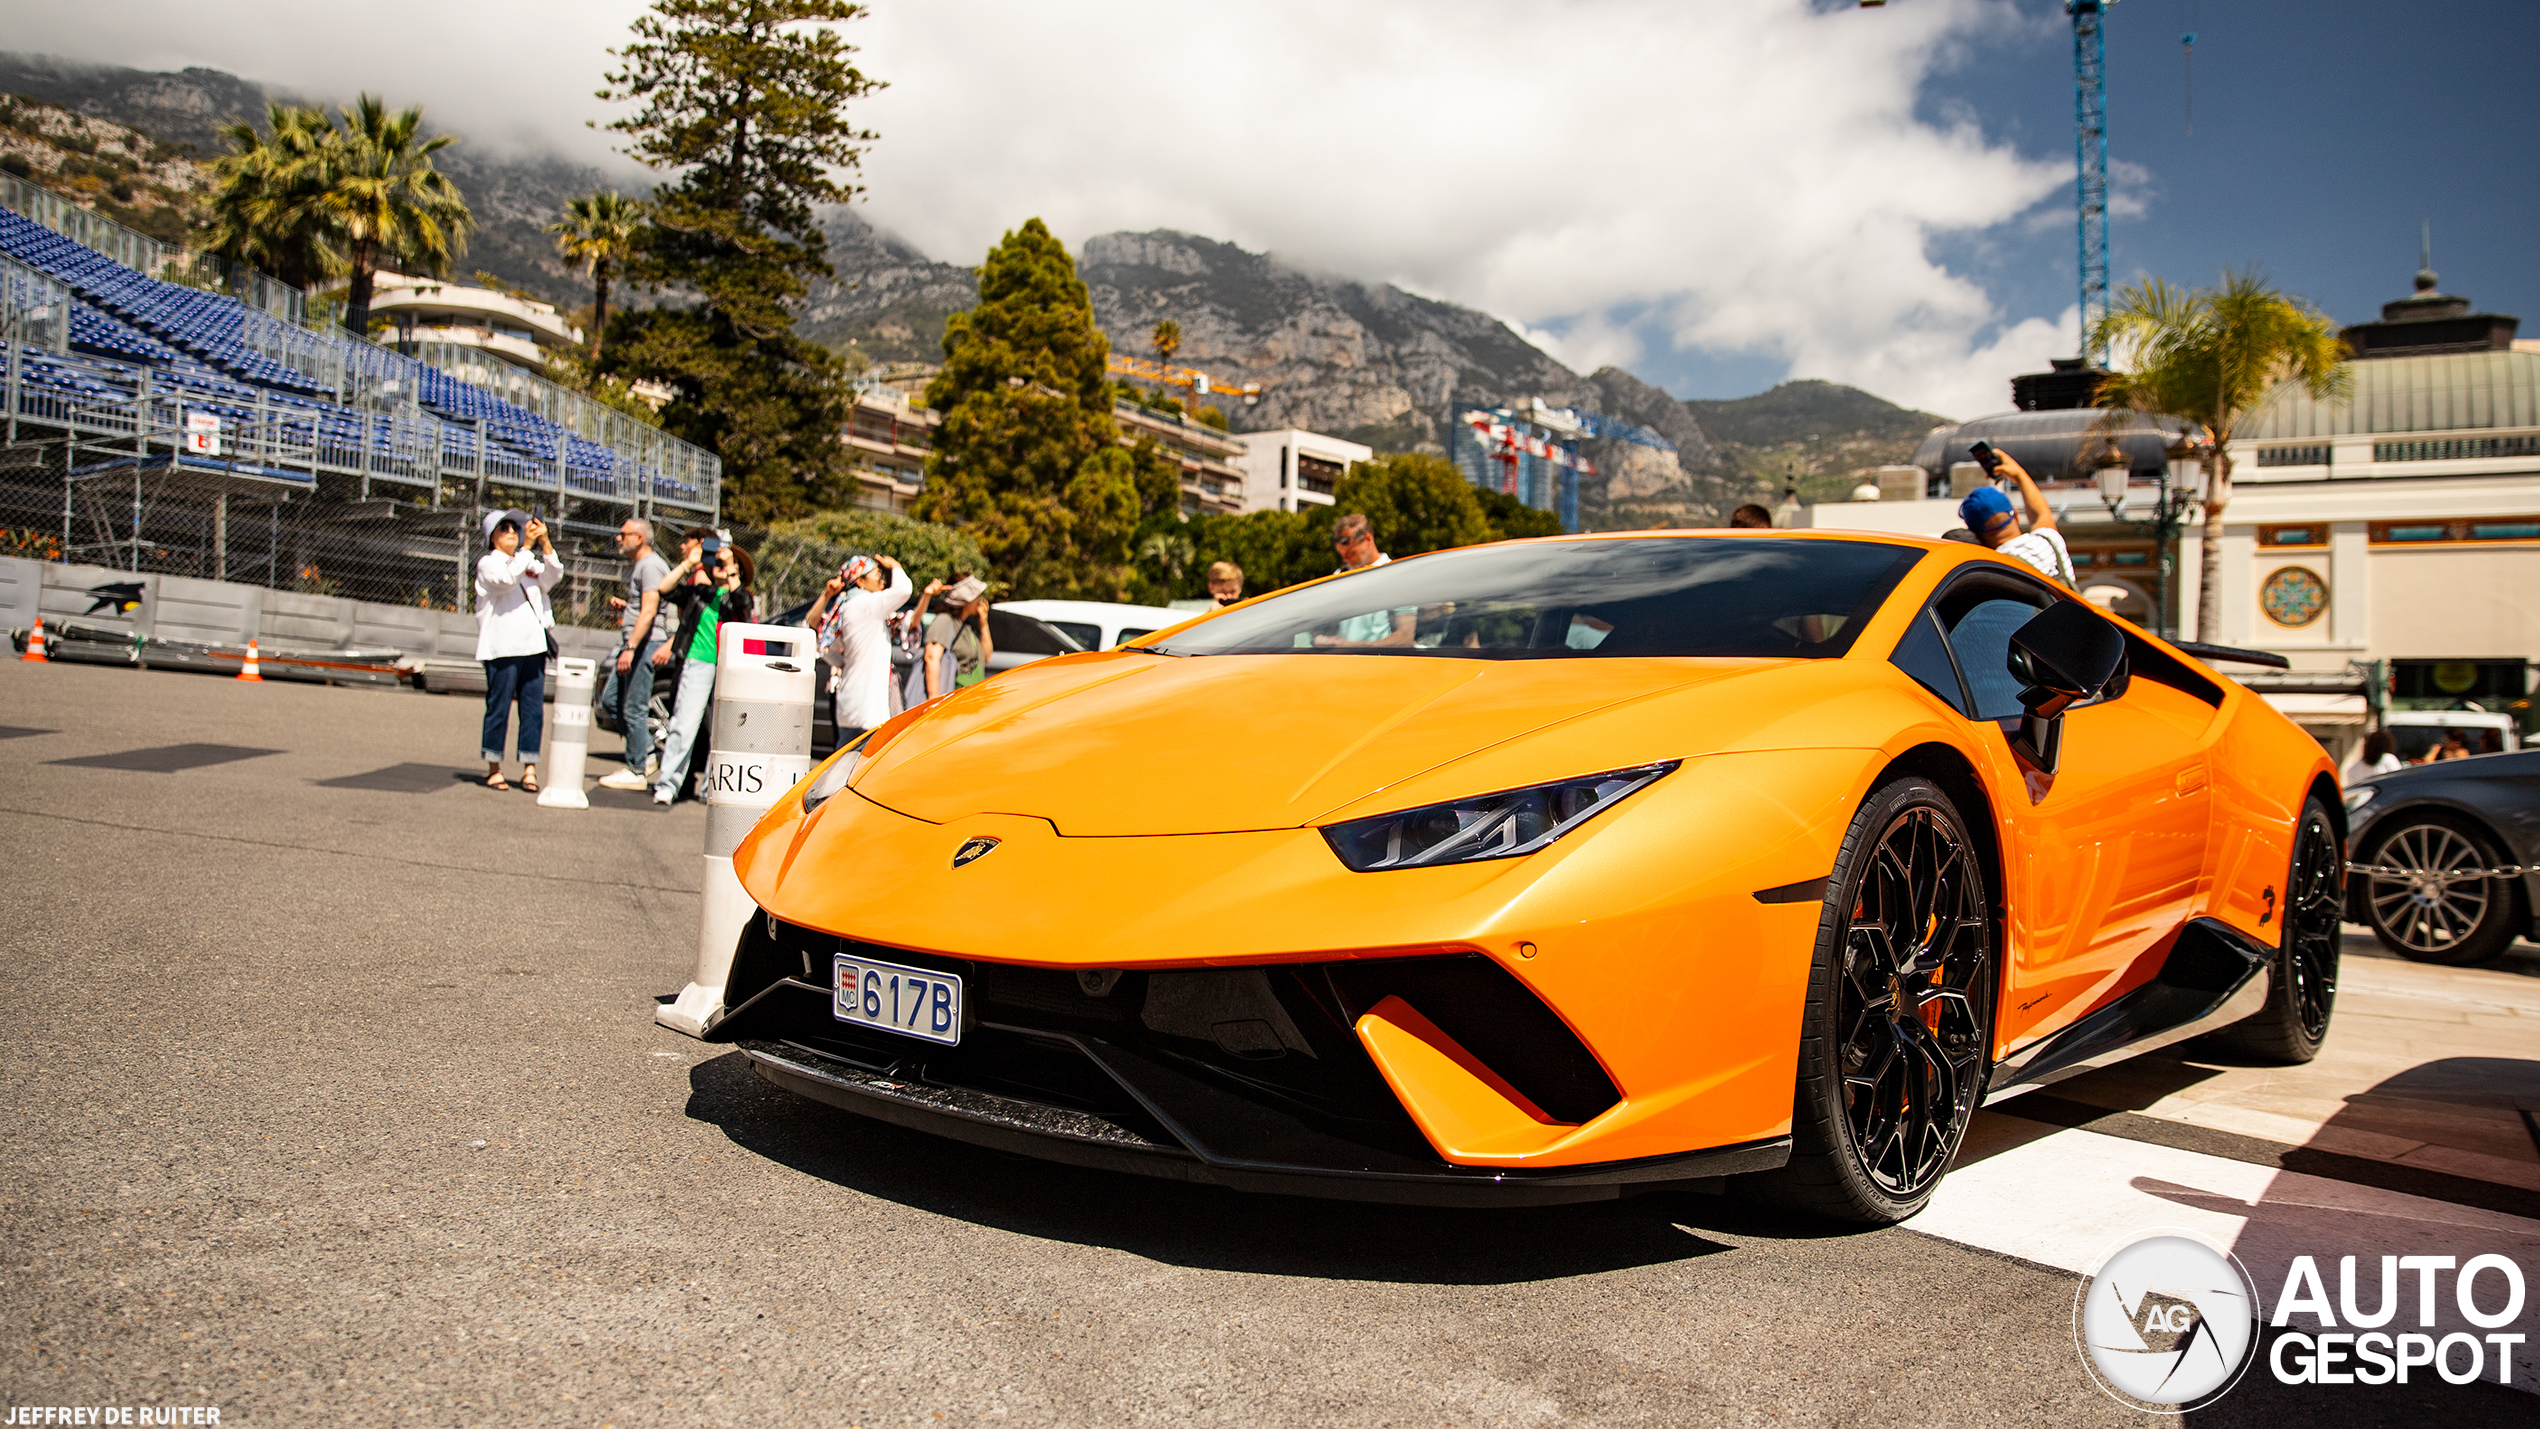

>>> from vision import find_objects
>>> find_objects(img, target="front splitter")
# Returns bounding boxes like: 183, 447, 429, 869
743, 1038, 1790, 1208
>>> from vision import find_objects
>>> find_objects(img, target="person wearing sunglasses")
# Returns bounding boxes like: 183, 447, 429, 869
1313, 513, 1417, 649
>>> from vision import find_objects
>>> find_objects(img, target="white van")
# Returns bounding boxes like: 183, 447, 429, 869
2383, 709, 2522, 763
994, 599, 1194, 652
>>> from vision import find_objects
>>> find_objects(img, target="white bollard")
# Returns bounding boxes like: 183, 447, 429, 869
537, 657, 597, 810
657, 622, 815, 1037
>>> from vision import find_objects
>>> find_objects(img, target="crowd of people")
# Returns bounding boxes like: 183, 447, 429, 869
471, 513, 1009, 803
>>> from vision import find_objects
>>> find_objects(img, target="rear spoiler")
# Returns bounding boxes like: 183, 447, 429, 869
2171, 640, 2290, 670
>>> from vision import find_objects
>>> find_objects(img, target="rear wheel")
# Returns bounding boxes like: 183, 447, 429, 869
2361, 813, 2520, 966
2207, 797, 2342, 1062
1742, 775, 1995, 1225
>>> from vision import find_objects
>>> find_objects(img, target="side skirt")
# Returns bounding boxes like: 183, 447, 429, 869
1981, 916, 2272, 1105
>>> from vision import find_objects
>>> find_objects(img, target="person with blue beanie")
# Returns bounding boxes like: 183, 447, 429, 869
1958, 451, 2074, 585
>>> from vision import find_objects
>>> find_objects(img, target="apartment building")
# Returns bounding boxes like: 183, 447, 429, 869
1234, 429, 1369, 514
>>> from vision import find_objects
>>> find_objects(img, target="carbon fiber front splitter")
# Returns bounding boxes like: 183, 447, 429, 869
742, 1036, 1791, 1208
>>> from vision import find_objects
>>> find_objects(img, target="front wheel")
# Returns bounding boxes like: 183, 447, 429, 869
1741, 775, 1996, 1225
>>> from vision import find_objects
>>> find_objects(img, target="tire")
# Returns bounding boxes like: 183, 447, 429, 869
2206, 797, 2343, 1062
2359, 812, 2520, 967
1740, 775, 1996, 1225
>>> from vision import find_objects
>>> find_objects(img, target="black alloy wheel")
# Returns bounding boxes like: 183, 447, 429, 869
2208, 797, 2342, 1063
2362, 814, 2521, 966
1743, 775, 1995, 1224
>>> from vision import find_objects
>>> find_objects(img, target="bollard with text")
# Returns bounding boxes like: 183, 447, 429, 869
657, 623, 814, 1037
536, 657, 597, 810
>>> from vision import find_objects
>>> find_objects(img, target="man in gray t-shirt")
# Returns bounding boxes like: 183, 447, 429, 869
597, 518, 675, 788
921, 575, 991, 698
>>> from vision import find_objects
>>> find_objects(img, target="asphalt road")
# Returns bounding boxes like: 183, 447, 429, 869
0, 659, 2530, 1427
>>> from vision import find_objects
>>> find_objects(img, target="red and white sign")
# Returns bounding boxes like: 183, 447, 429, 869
183, 411, 222, 456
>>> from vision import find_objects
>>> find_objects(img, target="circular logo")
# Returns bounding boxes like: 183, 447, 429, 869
2260, 566, 2327, 628
2432, 660, 2480, 695
2074, 1231, 2260, 1410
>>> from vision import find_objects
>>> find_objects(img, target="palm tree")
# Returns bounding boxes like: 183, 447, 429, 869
318, 95, 473, 338
204, 102, 342, 294
546, 191, 645, 361
1151, 318, 1182, 368
2090, 269, 2349, 641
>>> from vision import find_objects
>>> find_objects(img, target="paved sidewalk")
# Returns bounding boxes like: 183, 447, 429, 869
2048, 934, 2540, 1194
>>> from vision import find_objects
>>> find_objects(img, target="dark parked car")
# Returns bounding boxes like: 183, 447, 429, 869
2344, 750, 2540, 965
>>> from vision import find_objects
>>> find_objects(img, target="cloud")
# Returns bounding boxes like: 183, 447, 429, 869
19, 0, 2087, 412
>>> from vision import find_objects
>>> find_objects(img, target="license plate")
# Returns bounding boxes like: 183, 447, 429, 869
832, 953, 963, 1046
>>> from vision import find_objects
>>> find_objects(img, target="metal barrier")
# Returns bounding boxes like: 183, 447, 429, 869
538, 657, 599, 809
659, 622, 814, 1037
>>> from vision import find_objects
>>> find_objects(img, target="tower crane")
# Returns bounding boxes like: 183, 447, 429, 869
1106, 353, 1262, 403
1862, 1, 2116, 364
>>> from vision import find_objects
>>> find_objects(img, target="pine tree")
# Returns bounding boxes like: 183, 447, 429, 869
916, 220, 1141, 599
599, 0, 884, 523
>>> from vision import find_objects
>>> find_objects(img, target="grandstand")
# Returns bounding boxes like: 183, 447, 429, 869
0, 176, 719, 617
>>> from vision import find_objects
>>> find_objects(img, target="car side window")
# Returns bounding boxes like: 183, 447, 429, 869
1947, 599, 2048, 720
1890, 607, 1971, 714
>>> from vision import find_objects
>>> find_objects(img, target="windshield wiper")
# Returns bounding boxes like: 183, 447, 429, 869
1120, 644, 1188, 656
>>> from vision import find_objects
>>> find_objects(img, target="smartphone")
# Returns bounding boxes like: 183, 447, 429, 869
1968, 440, 2002, 475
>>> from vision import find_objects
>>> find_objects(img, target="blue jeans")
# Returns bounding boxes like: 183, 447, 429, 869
598, 638, 664, 770
654, 657, 718, 799
481, 653, 545, 763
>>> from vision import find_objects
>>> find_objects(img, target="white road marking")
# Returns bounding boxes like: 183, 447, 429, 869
1912, 1113, 2540, 1390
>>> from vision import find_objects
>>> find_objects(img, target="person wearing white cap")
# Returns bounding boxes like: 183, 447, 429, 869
804, 552, 912, 740
474, 509, 562, 791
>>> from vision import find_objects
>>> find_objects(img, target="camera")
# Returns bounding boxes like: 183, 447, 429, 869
699, 535, 723, 556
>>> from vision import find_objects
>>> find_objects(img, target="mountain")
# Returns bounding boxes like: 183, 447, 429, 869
1687, 380, 1953, 504
0, 54, 1952, 521
0, 52, 612, 309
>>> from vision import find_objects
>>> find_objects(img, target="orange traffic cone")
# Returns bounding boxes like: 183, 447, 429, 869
236, 638, 263, 682
20, 616, 45, 663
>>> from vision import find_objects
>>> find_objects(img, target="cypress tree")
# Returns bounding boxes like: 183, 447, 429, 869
917, 220, 1140, 598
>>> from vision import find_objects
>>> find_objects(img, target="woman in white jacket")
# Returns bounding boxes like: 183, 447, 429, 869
803, 553, 911, 739
475, 509, 563, 791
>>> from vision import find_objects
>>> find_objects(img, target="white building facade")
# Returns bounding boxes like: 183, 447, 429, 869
1234, 429, 1369, 514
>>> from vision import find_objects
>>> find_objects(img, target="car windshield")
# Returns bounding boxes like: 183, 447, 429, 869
1151, 537, 1922, 659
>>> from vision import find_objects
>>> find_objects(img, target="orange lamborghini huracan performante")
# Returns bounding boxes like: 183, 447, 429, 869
712, 532, 2343, 1223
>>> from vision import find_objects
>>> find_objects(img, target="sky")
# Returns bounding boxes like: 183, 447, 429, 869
12, 0, 2536, 420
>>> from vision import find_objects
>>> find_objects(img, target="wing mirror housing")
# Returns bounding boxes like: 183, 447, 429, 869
2004, 601, 2127, 774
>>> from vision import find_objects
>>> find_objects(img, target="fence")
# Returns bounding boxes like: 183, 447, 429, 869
0, 435, 644, 630
0, 552, 626, 673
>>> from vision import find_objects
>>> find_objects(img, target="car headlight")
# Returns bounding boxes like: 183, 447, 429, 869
1322, 762, 1678, 872
2342, 783, 2379, 814
798, 744, 867, 813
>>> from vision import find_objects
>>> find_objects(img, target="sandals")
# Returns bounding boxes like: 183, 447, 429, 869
520, 772, 541, 794
484, 772, 511, 791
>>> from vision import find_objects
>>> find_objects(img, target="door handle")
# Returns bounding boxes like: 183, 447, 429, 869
2175, 764, 2210, 795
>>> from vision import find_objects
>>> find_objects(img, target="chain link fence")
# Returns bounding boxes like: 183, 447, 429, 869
0, 434, 638, 629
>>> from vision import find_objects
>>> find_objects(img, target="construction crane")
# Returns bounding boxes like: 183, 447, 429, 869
1106, 353, 1262, 403
1862, 1, 2117, 364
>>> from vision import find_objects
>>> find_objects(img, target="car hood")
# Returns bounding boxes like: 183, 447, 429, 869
847, 651, 1796, 835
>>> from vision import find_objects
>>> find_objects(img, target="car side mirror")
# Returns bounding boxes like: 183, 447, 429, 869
2004, 602, 2126, 775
